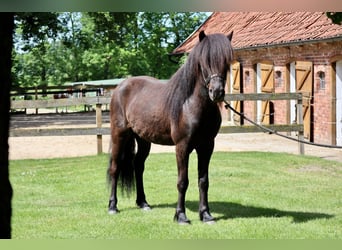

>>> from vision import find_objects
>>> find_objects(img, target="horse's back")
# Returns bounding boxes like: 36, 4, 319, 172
110, 76, 173, 144
112, 76, 165, 101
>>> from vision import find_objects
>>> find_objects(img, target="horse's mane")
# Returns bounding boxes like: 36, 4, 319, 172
165, 33, 233, 123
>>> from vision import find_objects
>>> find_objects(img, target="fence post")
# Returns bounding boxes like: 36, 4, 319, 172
297, 96, 305, 155
35, 86, 38, 114
96, 103, 103, 154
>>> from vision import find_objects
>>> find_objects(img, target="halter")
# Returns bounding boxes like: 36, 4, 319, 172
200, 65, 225, 88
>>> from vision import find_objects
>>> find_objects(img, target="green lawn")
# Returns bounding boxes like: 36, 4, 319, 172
9, 152, 342, 239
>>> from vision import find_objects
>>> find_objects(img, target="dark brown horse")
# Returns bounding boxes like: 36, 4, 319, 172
107, 30, 233, 224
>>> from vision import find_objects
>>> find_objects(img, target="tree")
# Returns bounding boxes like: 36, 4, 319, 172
136, 12, 208, 78
0, 12, 60, 239
85, 12, 141, 78
58, 12, 93, 82
0, 12, 14, 239
12, 12, 209, 87
13, 13, 60, 89
327, 12, 342, 25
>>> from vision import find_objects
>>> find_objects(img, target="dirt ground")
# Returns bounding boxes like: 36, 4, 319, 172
8, 133, 342, 162
9, 111, 342, 162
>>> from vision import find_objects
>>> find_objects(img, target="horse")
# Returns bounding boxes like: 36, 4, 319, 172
107, 30, 234, 224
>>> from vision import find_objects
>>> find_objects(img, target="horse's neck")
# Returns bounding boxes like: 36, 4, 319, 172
183, 80, 216, 118
164, 65, 213, 123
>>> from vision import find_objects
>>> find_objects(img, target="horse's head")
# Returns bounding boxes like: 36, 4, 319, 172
197, 30, 234, 102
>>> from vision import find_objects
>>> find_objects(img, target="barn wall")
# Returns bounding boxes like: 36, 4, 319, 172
225, 40, 342, 144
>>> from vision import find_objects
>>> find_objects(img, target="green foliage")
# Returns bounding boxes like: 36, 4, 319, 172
12, 12, 209, 88
13, 13, 60, 88
327, 12, 342, 25
14, 12, 60, 47
179, 54, 188, 66
10, 152, 342, 239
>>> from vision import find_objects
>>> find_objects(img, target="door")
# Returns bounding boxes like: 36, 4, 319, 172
336, 61, 342, 146
230, 61, 242, 125
295, 61, 313, 141
260, 63, 275, 124
257, 63, 274, 124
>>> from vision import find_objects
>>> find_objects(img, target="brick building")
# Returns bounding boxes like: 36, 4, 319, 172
172, 12, 342, 145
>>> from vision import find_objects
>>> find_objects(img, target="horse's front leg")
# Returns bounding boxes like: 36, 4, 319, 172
174, 143, 191, 224
196, 140, 215, 223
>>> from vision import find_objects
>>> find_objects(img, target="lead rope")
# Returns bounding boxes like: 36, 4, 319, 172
223, 100, 342, 149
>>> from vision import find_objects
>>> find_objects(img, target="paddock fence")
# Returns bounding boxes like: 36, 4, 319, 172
220, 92, 304, 154
10, 92, 304, 155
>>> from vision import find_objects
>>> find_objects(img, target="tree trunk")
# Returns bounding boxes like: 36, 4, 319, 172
0, 12, 14, 239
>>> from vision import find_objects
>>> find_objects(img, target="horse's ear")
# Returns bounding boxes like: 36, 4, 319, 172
227, 31, 233, 41
199, 30, 206, 42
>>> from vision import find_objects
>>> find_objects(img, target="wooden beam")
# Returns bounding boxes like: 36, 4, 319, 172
11, 96, 111, 109
219, 124, 303, 134
224, 92, 302, 101
10, 124, 303, 137
9, 127, 111, 137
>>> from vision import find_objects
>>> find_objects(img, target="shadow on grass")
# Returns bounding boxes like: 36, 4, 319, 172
153, 201, 334, 223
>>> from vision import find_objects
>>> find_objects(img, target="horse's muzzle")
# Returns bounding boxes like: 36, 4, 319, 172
209, 88, 225, 102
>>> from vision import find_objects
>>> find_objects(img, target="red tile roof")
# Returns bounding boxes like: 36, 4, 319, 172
173, 12, 342, 54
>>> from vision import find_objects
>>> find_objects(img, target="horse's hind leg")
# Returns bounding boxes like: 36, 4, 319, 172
108, 130, 129, 214
108, 154, 119, 214
134, 136, 151, 210
108, 145, 120, 214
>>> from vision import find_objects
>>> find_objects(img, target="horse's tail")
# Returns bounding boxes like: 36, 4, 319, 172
107, 134, 136, 196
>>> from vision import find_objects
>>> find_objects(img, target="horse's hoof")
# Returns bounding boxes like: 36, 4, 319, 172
108, 208, 120, 215
204, 219, 216, 225
137, 202, 152, 211
174, 212, 191, 225
142, 206, 152, 211
200, 211, 215, 224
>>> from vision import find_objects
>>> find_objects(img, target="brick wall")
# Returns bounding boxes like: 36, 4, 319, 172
224, 40, 342, 144
313, 64, 333, 145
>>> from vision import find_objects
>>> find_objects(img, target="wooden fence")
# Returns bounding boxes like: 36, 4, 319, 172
220, 92, 304, 154
10, 93, 304, 155
10, 96, 111, 154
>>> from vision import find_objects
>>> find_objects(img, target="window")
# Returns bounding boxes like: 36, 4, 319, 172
244, 70, 250, 85
275, 70, 282, 87
318, 71, 325, 90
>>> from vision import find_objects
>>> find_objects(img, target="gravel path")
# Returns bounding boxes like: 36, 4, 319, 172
9, 112, 342, 162
9, 133, 342, 162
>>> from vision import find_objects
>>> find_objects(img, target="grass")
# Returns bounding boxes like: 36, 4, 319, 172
10, 151, 342, 239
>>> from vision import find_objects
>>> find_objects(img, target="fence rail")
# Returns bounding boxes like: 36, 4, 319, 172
11, 96, 111, 109
221, 92, 304, 154
223, 92, 302, 101
10, 93, 304, 155
10, 127, 110, 137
